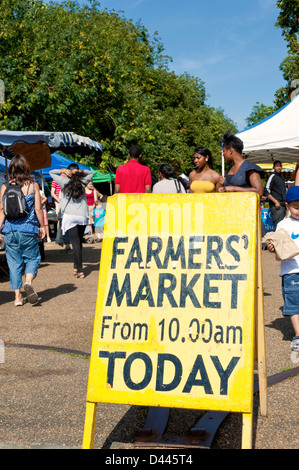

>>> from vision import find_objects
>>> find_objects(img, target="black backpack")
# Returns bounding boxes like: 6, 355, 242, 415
2, 181, 30, 219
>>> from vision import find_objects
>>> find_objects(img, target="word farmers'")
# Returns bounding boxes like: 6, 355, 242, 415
99, 350, 240, 395
111, 235, 249, 270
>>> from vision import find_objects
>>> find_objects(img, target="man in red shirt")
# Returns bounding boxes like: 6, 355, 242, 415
114, 145, 152, 193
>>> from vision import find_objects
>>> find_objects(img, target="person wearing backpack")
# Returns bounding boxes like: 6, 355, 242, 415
0, 154, 45, 306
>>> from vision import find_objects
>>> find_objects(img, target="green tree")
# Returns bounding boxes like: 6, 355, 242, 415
275, 0, 298, 37
0, 0, 236, 174
274, 36, 299, 107
246, 0, 298, 124
274, 0, 299, 106
245, 102, 275, 127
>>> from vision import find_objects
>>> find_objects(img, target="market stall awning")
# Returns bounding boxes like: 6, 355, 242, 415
0, 153, 114, 185
37, 152, 91, 180
236, 95, 299, 164
258, 162, 296, 172
0, 130, 102, 171
37, 153, 114, 184
88, 164, 115, 183
0, 131, 102, 153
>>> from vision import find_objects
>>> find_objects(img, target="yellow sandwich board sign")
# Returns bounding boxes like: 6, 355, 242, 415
83, 193, 266, 449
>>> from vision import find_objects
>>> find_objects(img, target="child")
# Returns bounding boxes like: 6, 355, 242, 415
93, 200, 105, 241
267, 185, 299, 358
86, 181, 103, 234
40, 190, 51, 243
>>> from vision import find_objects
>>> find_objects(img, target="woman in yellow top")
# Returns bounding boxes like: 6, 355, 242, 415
189, 147, 223, 193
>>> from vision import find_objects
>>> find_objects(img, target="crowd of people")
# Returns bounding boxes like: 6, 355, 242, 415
115, 132, 265, 196
0, 131, 298, 354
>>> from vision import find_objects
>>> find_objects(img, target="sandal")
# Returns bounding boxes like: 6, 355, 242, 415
76, 272, 85, 279
73, 269, 78, 277
291, 336, 299, 351
24, 283, 39, 305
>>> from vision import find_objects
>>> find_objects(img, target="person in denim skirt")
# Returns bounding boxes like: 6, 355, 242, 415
0, 155, 45, 306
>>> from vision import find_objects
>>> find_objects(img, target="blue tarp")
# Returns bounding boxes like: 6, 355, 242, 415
0, 157, 43, 195
0, 156, 7, 174
38, 153, 91, 180
0, 153, 90, 180
0, 153, 114, 184
38, 153, 115, 183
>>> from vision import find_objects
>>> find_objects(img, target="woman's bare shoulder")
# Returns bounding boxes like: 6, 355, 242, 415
189, 169, 197, 177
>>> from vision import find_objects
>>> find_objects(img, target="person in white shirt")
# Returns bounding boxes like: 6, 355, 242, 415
267, 185, 299, 355
152, 164, 185, 193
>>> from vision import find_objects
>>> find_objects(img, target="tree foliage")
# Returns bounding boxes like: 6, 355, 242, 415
274, 0, 299, 108
275, 0, 299, 38
246, 0, 299, 125
0, 0, 236, 174
245, 102, 275, 127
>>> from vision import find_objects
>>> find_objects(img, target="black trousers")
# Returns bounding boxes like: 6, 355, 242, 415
270, 205, 286, 231
66, 224, 86, 272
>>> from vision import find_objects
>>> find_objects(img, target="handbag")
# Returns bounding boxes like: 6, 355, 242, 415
55, 224, 64, 246
174, 180, 182, 193
55, 196, 71, 246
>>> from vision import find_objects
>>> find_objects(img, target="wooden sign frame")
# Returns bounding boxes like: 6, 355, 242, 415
83, 193, 267, 449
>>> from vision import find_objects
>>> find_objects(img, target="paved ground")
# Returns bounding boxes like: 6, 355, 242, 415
0, 241, 298, 450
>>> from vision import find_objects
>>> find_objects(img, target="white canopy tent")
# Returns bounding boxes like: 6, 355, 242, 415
236, 94, 299, 164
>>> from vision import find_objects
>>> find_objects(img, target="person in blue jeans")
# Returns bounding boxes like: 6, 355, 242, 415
0, 155, 45, 306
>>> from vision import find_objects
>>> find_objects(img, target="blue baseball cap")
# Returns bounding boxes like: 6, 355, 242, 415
286, 186, 299, 203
